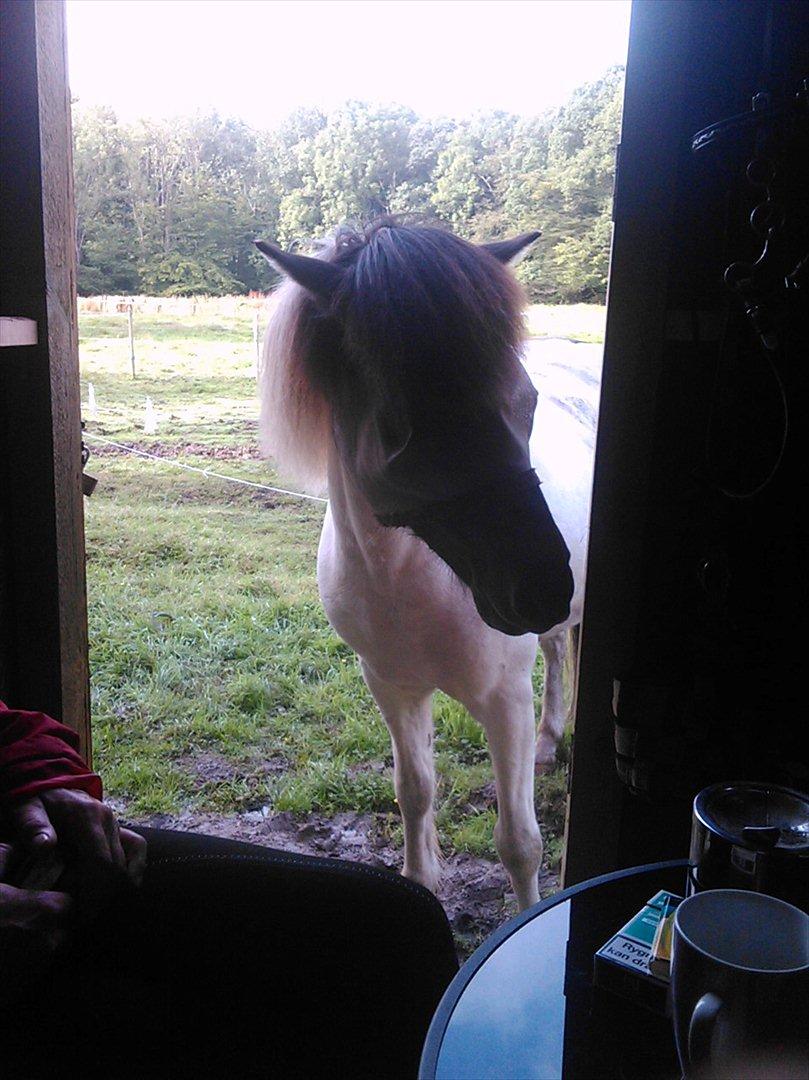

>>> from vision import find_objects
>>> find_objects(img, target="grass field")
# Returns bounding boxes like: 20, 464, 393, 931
80, 302, 603, 880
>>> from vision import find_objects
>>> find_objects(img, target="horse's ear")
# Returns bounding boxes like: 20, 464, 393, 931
255, 240, 343, 302
480, 231, 541, 267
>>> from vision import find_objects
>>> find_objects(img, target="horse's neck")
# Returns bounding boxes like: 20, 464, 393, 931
326, 451, 376, 536
325, 449, 414, 575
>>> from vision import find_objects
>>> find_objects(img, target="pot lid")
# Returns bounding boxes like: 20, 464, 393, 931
695, 782, 809, 852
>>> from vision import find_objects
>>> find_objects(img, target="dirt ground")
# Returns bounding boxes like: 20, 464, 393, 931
124, 807, 559, 958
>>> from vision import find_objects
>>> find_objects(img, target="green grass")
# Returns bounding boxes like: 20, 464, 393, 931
78, 303, 604, 447
80, 314, 253, 342
79, 309, 260, 448
81, 305, 583, 866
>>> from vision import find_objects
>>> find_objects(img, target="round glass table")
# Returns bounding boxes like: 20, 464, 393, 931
420, 860, 689, 1080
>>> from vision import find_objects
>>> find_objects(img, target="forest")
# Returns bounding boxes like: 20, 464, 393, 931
72, 65, 623, 302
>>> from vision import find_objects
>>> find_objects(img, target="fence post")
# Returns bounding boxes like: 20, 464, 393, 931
128, 301, 136, 378
144, 396, 157, 434
253, 307, 260, 375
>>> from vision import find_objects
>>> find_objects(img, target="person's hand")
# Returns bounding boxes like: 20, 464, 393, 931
0, 839, 72, 951
2, 788, 147, 918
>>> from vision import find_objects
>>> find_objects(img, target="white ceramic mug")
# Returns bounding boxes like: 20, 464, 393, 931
671, 889, 809, 1078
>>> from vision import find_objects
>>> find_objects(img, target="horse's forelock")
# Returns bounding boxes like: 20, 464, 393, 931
259, 221, 529, 489
341, 223, 527, 401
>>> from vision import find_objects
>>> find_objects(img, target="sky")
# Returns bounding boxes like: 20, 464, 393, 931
66, 0, 631, 128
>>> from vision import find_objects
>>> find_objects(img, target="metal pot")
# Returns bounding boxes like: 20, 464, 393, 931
688, 782, 809, 913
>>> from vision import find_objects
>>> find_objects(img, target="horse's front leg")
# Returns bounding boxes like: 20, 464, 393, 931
535, 629, 567, 773
472, 683, 543, 910
360, 661, 441, 894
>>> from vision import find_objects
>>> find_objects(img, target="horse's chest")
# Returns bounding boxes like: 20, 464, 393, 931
316, 518, 465, 683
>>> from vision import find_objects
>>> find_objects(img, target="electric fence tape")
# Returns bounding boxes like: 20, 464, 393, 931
83, 433, 328, 505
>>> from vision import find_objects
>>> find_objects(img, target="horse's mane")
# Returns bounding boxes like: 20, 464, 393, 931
259, 219, 526, 493
259, 274, 332, 494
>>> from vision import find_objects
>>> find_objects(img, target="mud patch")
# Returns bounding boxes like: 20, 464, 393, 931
172, 753, 289, 789
121, 806, 558, 958
173, 753, 239, 786
92, 441, 261, 460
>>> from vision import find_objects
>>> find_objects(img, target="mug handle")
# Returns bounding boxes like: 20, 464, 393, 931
688, 991, 723, 1070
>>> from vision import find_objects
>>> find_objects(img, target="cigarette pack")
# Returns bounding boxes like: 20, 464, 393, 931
593, 890, 682, 1015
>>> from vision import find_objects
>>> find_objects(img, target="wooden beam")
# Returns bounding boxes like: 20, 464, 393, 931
0, 0, 90, 758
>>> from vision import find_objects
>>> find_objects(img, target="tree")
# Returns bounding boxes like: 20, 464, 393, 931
535, 66, 623, 300
431, 126, 494, 228
388, 117, 456, 221
319, 103, 414, 224
73, 107, 140, 293
71, 67, 625, 301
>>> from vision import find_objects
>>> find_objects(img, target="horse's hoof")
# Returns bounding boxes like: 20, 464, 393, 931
402, 866, 441, 895
534, 753, 556, 776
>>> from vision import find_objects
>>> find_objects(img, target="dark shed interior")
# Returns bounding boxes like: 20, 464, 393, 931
567, 0, 808, 882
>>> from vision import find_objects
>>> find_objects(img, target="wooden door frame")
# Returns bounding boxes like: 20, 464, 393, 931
0, 0, 90, 758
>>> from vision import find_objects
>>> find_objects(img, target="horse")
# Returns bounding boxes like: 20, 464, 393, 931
256, 220, 595, 909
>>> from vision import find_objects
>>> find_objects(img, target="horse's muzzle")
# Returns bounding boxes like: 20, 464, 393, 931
379, 469, 574, 637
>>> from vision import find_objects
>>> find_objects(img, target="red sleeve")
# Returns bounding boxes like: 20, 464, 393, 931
0, 702, 102, 803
